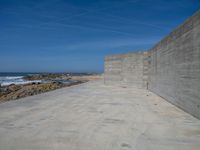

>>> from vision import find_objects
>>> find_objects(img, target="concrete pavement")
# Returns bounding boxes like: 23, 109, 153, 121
0, 80, 200, 150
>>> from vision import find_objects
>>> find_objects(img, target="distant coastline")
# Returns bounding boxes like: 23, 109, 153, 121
0, 73, 101, 102
0, 72, 97, 86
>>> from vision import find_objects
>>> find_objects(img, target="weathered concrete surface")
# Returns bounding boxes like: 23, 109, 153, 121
148, 10, 200, 119
104, 52, 148, 88
0, 80, 200, 150
104, 10, 200, 119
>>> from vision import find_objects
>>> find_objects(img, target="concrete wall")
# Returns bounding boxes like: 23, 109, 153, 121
104, 10, 200, 119
148, 11, 200, 119
104, 52, 148, 88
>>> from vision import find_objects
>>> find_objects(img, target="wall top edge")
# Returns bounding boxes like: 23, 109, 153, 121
149, 9, 200, 52
105, 51, 148, 60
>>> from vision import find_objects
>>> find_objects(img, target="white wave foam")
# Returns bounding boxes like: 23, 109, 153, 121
0, 76, 23, 80
5, 76, 23, 80
1, 80, 42, 86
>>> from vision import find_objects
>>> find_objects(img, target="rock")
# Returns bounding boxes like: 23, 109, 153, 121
23, 73, 71, 81
0, 74, 100, 102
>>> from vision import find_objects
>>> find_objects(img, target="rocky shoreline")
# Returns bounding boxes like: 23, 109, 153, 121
0, 74, 101, 102
23, 73, 71, 81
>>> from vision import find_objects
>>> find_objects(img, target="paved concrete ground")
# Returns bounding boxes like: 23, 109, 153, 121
0, 80, 200, 150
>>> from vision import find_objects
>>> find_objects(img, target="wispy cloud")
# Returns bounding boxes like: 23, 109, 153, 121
57, 0, 139, 21
98, 13, 169, 31
65, 37, 158, 50
37, 36, 159, 54
2, 0, 168, 38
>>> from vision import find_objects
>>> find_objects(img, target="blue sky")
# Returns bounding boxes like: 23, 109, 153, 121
0, 0, 199, 73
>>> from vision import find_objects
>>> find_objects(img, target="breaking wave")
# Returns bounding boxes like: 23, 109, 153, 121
0, 76, 42, 86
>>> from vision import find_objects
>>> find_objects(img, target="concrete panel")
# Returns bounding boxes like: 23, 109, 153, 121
104, 52, 147, 88
149, 10, 200, 119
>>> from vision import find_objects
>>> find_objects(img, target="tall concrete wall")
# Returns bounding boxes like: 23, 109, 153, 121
104, 52, 148, 88
104, 10, 200, 119
148, 11, 200, 119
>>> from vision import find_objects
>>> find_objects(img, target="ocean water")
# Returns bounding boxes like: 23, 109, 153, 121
0, 72, 88, 86
0, 72, 41, 86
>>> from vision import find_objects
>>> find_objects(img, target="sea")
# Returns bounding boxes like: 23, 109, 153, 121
0, 72, 91, 86
0, 72, 42, 86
